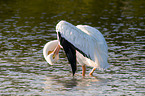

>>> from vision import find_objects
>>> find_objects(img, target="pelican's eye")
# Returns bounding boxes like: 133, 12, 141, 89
48, 51, 53, 55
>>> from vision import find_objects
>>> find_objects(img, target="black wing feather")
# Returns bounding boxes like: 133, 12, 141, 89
58, 32, 77, 76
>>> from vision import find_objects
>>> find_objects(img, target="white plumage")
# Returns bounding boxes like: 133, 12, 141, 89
43, 40, 59, 65
56, 20, 109, 69
43, 20, 109, 76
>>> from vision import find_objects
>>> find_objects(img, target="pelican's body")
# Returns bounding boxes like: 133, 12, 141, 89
43, 20, 109, 76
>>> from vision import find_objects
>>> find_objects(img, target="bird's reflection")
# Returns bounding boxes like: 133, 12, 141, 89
44, 75, 78, 90
43, 74, 109, 92
62, 78, 78, 88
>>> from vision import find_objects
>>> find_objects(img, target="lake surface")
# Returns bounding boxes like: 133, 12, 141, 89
0, 0, 145, 95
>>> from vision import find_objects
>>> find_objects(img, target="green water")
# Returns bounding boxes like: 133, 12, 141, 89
0, 0, 145, 95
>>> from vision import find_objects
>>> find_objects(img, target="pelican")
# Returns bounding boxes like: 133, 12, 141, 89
43, 20, 109, 77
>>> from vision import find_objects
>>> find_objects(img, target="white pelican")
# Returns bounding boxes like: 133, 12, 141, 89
43, 20, 109, 76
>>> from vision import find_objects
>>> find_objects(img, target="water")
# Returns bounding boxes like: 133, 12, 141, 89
0, 0, 145, 95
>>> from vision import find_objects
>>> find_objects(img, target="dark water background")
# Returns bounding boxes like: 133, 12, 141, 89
0, 0, 145, 95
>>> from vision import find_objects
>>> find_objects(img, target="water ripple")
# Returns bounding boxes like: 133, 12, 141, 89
0, 0, 145, 95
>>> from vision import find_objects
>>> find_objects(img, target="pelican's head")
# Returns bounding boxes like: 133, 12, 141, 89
43, 40, 60, 65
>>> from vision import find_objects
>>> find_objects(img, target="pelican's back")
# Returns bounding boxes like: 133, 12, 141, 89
76, 25, 109, 69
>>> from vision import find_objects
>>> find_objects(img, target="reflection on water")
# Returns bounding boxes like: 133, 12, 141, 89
43, 75, 109, 95
0, 0, 145, 95
44, 76, 79, 91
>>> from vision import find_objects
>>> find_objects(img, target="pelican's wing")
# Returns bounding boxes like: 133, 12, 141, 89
58, 32, 77, 75
56, 20, 109, 69
76, 25, 109, 69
